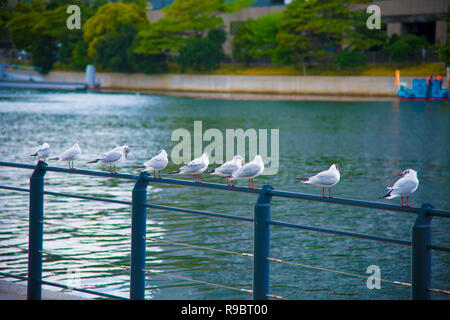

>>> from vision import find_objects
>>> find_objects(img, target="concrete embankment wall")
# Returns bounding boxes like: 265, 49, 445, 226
43, 71, 407, 97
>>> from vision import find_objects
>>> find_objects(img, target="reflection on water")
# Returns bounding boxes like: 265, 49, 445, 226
0, 89, 449, 299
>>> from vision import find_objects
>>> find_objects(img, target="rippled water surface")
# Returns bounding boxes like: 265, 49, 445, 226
0, 89, 449, 299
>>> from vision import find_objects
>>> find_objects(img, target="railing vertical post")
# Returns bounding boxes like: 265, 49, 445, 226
27, 160, 47, 300
253, 185, 273, 300
411, 203, 433, 300
130, 172, 149, 300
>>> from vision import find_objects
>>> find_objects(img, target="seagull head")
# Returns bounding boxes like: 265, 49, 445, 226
396, 168, 417, 177
332, 163, 344, 172
121, 146, 130, 158
156, 149, 167, 157
254, 155, 263, 164
233, 155, 245, 164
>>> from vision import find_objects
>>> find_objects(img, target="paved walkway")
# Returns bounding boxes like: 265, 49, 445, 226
0, 280, 87, 300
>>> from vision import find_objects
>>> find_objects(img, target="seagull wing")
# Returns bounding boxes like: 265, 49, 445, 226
214, 162, 240, 176
390, 177, 418, 196
101, 149, 123, 163
59, 146, 80, 161
144, 156, 167, 170
232, 163, 261, 178
308, 170, 338, 186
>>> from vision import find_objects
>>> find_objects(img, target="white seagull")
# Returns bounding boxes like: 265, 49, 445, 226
170, 153, 209, 182
381, 168, 419, 207
88, 145, 130, 174
30, 143, 51, 162
207, 155, 245, 186
141, 149, 169, 178
49, 143, 81, 169
230, 155, 264, 189
296, 163, 343, 197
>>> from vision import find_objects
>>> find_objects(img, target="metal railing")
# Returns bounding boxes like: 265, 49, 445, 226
0, 160, 449, 300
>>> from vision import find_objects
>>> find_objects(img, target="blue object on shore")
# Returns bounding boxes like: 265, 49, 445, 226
430, 80, 448, 99
397, 78, 449, 100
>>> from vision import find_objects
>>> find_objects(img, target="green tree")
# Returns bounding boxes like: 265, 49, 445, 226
232, 12, 282, 65
349, 9, 387, 52
7, 0, 57, 73
384, 34, 429, 62
134, 0, 251, 56
177, 28, 226, 72
275, 0, 358, 75
438, 8, 450, 66
6, 0, 95, 73
83, 1, 149, 59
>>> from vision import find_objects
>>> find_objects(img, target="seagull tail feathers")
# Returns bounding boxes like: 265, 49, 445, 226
295, 178, 309, 183
49, 157, 59, 161
206, 169, 215, 174
380, 189, 393, 199
88, 159, 99, 164
169, 170, 180, 175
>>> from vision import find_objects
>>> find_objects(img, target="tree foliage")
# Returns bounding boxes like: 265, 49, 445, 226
275, 0, 359, 74
83, 1, 149, 59
438, 7, 450, 66
232, 12, 281, 65
177, 29, 226, 72
384, 34, 429, 62
134, 0, 251, 56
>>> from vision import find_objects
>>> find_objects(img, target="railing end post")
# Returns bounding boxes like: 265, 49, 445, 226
130, 172, 149, 300
253, 184, 272, 300
27, 160, 47, 300
411, 202, 433, 300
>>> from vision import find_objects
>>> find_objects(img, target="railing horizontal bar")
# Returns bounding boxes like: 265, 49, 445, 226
0, 271, 127, 300
0, 185, 132, 206
145, 176, 261, 194
268, 219, 412, 246
268, 189, 450, 218
43, 190, 132, 206
1, 162, 449, 218
0, 161, 139, 180
144, 203, 253, 223
0, 185, 30, 193
0, 162, 37, 170
428, 244, 450, 252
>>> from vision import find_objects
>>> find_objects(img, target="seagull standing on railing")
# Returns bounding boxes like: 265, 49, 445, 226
381, 169, 419, 207
30, 143, 51, 162
140, 149, 168, 178
88, 145, 130, 174
296, 163, 343, 197
49, 143, 81, 169
207, 155, 245, 186
170, 153, 209, 182
230, 155, 264, 189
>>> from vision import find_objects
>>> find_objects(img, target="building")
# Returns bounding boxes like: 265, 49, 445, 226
147, 0, 450, 55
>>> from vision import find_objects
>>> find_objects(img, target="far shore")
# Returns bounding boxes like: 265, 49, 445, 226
98, 88, 397, 102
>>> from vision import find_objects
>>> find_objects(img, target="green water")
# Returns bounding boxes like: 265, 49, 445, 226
0, 89, 448, 299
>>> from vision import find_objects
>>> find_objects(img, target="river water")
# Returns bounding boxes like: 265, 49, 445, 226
0, 89, 448, 300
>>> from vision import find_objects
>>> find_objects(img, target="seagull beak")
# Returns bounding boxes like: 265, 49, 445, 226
394, 172, 403, 177
339, 167, 344, 172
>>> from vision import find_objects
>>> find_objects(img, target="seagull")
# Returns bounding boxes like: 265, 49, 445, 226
230, 155, 264, 189
296, 164, 343, 197
30, 143, 51, 162
88, 145, 130, 174
170, 153, 209, 182
49, 143, 81, 169
381, 168, 419, 207
207, 155, 245, 186
140, 149, 168, 178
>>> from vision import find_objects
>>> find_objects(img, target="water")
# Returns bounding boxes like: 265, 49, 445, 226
0, 89, 449, 300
